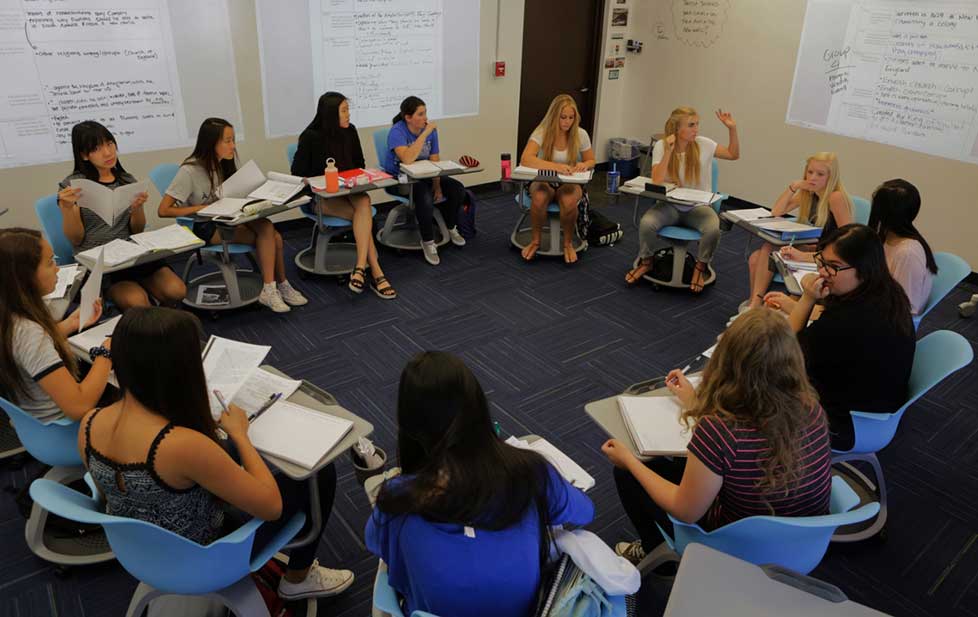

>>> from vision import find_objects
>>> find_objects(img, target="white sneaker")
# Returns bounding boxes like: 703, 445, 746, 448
277, 281, 308, 306
615, 540, 646, 566
258, 287, 290, 313
421, 240, 440, 265
277, 559, 354, 600
448, 226, 466, 247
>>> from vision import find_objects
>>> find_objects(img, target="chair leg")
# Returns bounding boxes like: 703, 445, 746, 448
635, 541, 679, 576
671, 243, 689, 285
125, 582, 162, 617
831, 454, 887, 542
548, 213, 561, 254
211, 576, 272, 617
432, 209, 450, 245
181, 255, 195, 285
313, 227, 332, 274
510, 211, 529, 248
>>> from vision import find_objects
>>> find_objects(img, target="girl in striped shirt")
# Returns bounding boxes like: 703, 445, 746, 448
603, 308, 832, 565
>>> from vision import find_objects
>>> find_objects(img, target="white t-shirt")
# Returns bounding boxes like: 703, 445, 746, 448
11, 317, 65, 424
530, 127, 592, 164
651, 135, 718, 191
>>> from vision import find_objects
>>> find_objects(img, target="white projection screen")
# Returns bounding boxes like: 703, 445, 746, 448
786, 0, 978, 165
0, 0, 243, 170
256, 0, 480, 138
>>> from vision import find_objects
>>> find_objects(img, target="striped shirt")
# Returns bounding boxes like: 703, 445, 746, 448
687, 405, 832, 529
59, 171, 139, 252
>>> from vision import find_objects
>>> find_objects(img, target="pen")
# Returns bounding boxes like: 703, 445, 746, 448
213, 389, 230, 415
249, 392, 282, 423
667, 364, 692, 386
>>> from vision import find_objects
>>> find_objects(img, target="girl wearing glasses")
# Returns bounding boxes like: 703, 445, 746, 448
765, 224, 915, 450
742, 152, 853, 311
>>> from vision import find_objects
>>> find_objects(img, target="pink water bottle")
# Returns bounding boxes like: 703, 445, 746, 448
500, 153, 512, 179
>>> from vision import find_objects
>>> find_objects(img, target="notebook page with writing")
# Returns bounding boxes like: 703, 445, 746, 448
248, 400, 353, 469
231, 368, 302, 417
219, 160, 266, 198
130, 224, 204, 251
43, 264, 80, 300
400, 160, 441, 177
616, 395, 691, 456
68, 315, 122, 354
201, 336, 271, 418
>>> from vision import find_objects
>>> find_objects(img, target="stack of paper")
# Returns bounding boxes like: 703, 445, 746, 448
668, 187, 722, 204
399, 160, 441, 177
201, 335, 271, 418
230, 368, 301, 417
505, 436, 595, 492
432, 160, 466, 171
129, 224, 205, 252
781, 257, 818, 271
557, 170, 593, 183
511, 165, 539, 179
43, 264, 81, 300
248, 400, 353, 468
220, 160, 305, 205
616, 395, 691, 456
77, 248, 105, 331
756, 220, 822, 240
198, 197, 251, 218
68, 315, 121, 353
726, 207, 775, 222
70, 179, 150, 225
77, 239, 149, 268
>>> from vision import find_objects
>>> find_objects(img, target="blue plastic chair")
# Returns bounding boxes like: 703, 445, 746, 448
640, 476, 879, 575
286, 143, 298, 167
913, 252, 970, 329
851, 195, 870, 225
34, 194, 76, 266
31, 475, 306, 617
832, 329, 972, 542
0, 397, 114, 565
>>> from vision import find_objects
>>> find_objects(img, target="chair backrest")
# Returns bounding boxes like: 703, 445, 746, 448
668, 476, 879, 574
29, 477, 305, 595
914, 252, 971, 327
286, 143, 298, 167
34, 195, 76, 266
851, 195, 870, 225
847, 329, 973, 454
372, 128, 391, 169
710, 158, 724, 213
0, 396, 81, 467
149, 163, 180, 196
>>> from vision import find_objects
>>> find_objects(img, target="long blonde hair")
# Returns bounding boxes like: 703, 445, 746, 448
536, 94, 581, 164
664, 106, 701, 187
681, 309, 823, 492
796, 152, 853, 227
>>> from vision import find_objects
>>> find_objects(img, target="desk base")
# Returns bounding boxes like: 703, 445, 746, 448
510, 211, 588, 257
633, 252, 717, 291
295, 243, 358, 277
183, 271, 262, 311
376, 205, 449, 251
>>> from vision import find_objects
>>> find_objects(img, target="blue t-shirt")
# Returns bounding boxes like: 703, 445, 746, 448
365, 465, 594, 617
382, 120, 440, 175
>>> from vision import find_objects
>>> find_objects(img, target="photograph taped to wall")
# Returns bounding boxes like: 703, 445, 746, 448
0, 0, 243, 170
612, 8, 629, 27
786, 0, 978, 165
256, 0, 481, 137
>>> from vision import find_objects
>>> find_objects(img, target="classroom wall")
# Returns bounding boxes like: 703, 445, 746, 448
592, 0, 634, 163
617, 0, 978, 268
0, 1, 526, 231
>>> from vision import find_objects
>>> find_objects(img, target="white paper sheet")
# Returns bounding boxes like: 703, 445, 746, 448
219, 159, 266, 199
201, 336, 271, 419
432, 160, 466, 171
198, 197, 251, 218
400, 160, 441, 177
77, 238, 149, 267
231, 368, 302, 417
668, 187, 721, 204
43, 264, 80, 300
70, 179, 149, 226
505, 436, 595, 492
617, 395, 691, 456
726, 207, 776, 222
557, 170, 593, 183
78, 248, 104, 332
248, 400, 353, 469
129, 224, 204, 251
68, 315, 121, 354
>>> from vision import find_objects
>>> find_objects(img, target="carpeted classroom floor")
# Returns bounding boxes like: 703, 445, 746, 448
2, 180, 977, 616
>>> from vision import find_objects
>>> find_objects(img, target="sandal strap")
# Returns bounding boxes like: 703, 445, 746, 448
353, 266, 367, 275
373, 276, 388, 285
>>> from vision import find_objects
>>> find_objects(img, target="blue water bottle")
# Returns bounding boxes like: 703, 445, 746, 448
607, 162, 620, 194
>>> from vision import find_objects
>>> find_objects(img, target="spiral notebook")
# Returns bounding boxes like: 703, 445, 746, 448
248, 400, 353, 469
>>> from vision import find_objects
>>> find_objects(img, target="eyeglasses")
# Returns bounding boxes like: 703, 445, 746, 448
813, 251, 853, 276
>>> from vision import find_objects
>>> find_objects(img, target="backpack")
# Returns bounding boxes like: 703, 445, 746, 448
587, 209, 624, 247
251, 558, 294, 617
648, 247, 698, 284
456, 189, 477, 239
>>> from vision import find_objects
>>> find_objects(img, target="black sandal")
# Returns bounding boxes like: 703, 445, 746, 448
349, 267, 367, 294
690, 262, 708, 294
371, 276, 397, 300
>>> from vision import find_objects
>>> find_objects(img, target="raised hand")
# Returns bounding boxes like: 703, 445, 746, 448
715, 109, 736, 129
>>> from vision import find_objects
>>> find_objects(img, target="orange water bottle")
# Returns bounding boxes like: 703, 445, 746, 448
324, 157, 339, 193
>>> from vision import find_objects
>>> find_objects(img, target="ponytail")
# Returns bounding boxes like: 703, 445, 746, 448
393, 96, 426, 126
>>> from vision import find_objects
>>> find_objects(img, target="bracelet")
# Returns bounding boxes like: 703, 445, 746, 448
88, 346, 112, 362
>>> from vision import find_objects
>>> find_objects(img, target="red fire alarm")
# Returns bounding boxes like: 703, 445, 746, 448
494, 61, 506, 77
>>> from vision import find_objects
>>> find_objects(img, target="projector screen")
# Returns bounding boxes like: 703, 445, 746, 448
0, 0, 243, 170
256, 0, 480, 138
786, 0, 978, 165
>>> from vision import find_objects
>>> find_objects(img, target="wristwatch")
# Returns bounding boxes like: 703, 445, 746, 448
88, 346, 112, 362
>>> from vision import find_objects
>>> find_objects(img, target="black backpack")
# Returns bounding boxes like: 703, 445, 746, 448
587, 209, 623, 247
649, 247, 698, 284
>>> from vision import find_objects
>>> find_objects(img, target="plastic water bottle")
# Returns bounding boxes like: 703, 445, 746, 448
607, 162, 620, 194
324, 157, 339, 193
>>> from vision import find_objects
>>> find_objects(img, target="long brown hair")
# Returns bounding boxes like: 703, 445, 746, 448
682, 309, 821, 492
664, 106, 701, 187
183, 117, 237, 195
535, 94, 582, 164
0, 229, 78, 403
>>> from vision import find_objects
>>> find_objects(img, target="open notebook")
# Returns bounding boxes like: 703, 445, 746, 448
616, 395, 692, 456
248, 400, 353, 469
505, 436, 595, 492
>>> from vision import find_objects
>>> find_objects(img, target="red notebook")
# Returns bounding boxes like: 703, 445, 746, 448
337, 168, 393, 187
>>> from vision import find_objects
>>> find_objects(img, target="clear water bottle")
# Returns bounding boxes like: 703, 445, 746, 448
606, 162, 620, 194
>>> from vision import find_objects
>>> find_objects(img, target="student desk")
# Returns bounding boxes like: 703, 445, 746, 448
297, 178, 398, 276
771, 252, 805, 296
719, 210, 810, 248
664, 543, 891, 616
584, 384, 687, 461
621, 184, 726, 230
45, 265, 86, 321
377, 166, 482, 250
74, 242, 202, 275
183, 196, 311, 311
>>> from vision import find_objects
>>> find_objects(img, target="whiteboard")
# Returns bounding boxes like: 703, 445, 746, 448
256, 0, 480, 138
0, 0, 243, 170
786, 0, 978, 165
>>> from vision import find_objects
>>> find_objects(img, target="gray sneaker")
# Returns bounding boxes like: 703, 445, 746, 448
448, 226, 466, 247
615, 540, 646, 565
421, 240, 440, 265
258, 287, 290, 313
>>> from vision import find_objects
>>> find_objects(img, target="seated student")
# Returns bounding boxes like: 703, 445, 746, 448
626, 107, 740, 292
0, 228, 111, 422
57, 121, 186, 309
765, 224, 915, 450
382, 96, 467, 266
603, 308, 831, 566
77, 307, 354, 600
744, 152, 853, 311
158, 118, 307, 313
518, 94, 596, 264
291, 91, 396, 299
869, 179, 937, 315
366, 351, 594, 617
